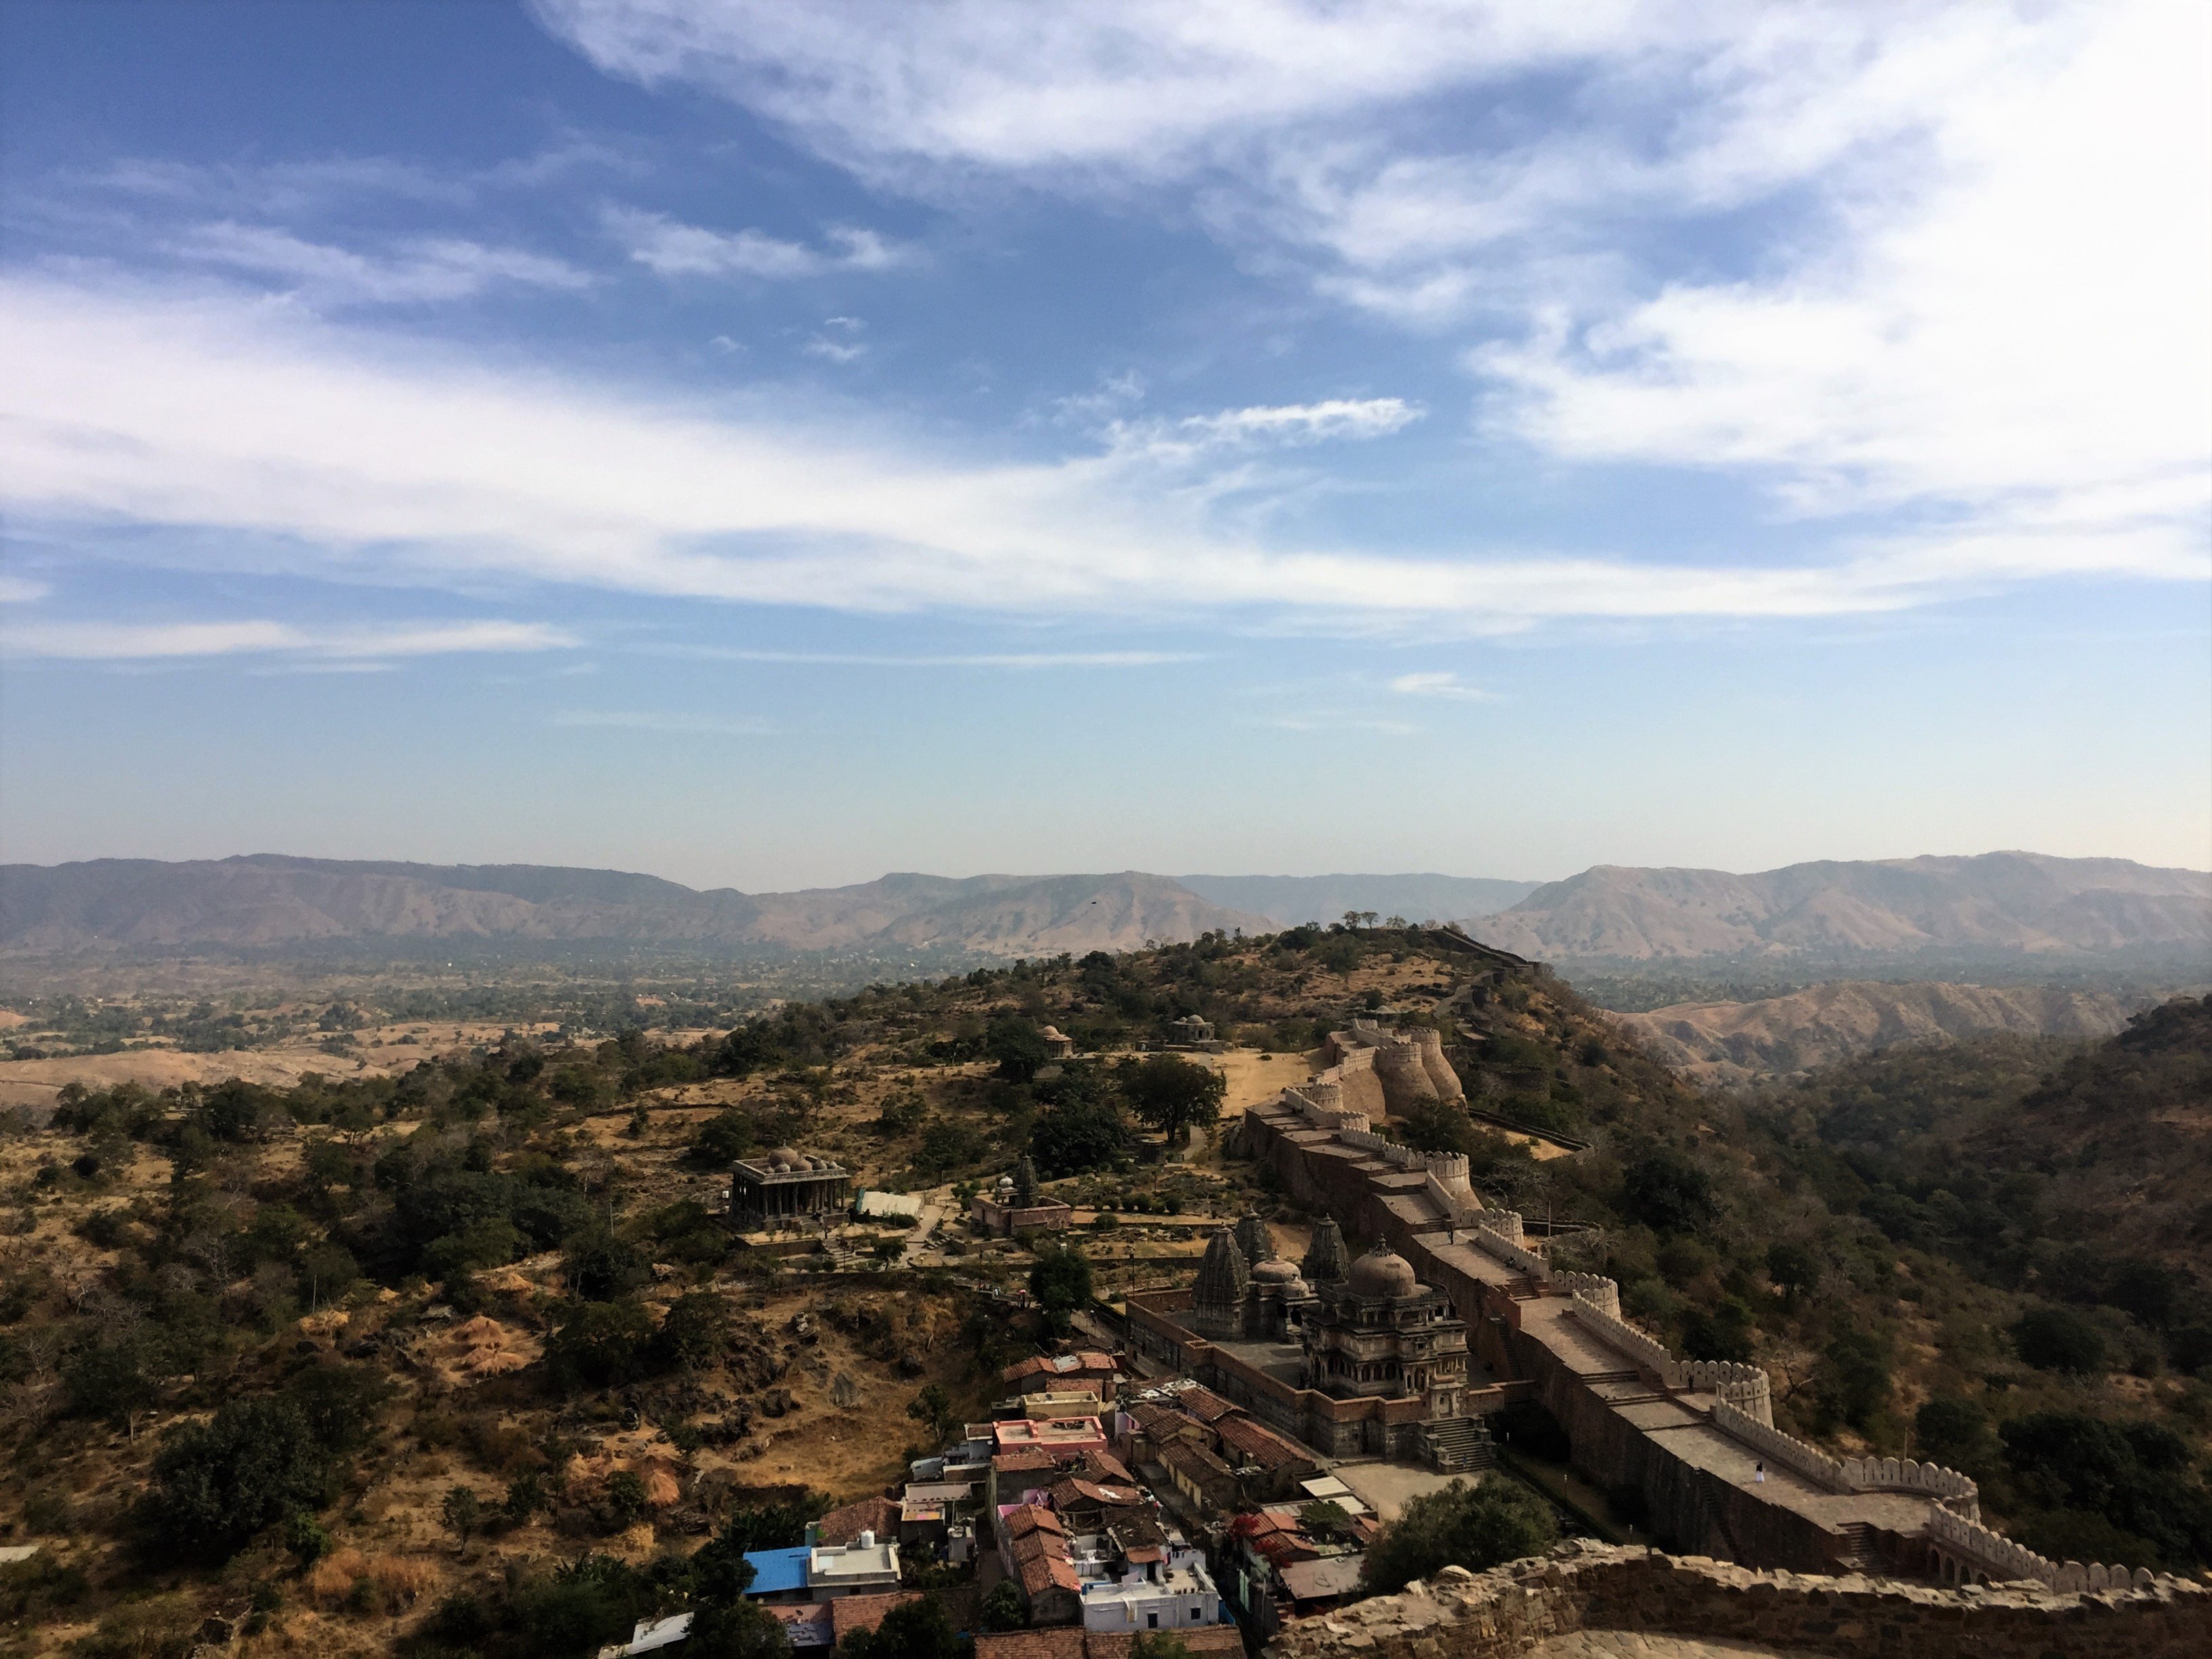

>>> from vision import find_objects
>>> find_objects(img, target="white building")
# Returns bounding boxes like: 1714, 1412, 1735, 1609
806, 1532, 902, 1599
1071, 1531, 1224, 1636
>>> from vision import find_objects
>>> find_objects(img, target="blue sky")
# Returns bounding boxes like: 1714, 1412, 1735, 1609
1, 0, 2206, 891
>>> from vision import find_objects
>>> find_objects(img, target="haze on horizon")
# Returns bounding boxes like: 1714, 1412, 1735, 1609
1, 0, 2207, 892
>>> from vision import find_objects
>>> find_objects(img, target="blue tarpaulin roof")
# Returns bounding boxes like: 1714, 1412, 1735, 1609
742, 1546, 810, 1596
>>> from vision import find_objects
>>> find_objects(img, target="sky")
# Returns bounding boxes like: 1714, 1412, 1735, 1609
0, 0, 2207, 892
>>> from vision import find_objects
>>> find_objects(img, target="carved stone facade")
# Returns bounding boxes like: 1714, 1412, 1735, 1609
1301, 1243, 1469, 1422
1193, 1222, 1316, 1343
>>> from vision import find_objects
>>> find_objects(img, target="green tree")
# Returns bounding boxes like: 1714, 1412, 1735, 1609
547, 1298, 656, 1389
687, 1110, 758, 1168
1815, 1329, 1893, 1430
1028, 1241, 1094, 1334
2012, 1305, 2108, 1376
1915, 1394, 2001, 1478
441, 1484, 483, 1553
1765, 1241, 1819, 1303
1030, 1097, 1127, 1176
1131, 1637, 1199, 1659
838, 1593, 963, 1658
1398, 1098, 1477, 1157
653, 1290, 732, 1373
564, 1228, 650, 1301
1620, 1150, 1718, 1235
1360, 1476, 1558, 1592
980, 1579, 1027, 1631
987, 1015, 1051, 1083
907, 1383, 960, 1445
144, 1397, 332, 1561
1123, 1054, 1225, 1146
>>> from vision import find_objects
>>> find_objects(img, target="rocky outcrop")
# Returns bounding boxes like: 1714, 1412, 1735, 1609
1267, 1541, 2212, 1659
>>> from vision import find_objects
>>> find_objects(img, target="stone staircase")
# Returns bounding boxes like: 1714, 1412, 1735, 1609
1835, 1521, 1875, 1571
1421, 1415, 1498, 1473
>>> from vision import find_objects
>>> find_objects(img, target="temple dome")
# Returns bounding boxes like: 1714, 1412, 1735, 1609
1347, 1243, 1417, 1299
1252, 1257, 1299, 1283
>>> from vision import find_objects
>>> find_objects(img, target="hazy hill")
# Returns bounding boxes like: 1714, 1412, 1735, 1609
1615, 979, 2138, 1085
0, 856, 1268, 959
1468, 852, 2211, 964
1178, 871, 1541, 925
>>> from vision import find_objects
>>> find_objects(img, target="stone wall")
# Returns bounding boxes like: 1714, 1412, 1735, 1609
1264, 1542, 2212, 1659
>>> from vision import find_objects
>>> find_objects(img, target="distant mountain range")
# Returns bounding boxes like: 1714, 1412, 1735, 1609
1466, 853, 2211, 964
2, 850, 2204, 966
1177, 873, 1542, 926
0, 857, 1269, 959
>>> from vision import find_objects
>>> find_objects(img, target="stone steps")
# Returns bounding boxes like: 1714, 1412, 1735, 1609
1421, 1415, 1498, 1474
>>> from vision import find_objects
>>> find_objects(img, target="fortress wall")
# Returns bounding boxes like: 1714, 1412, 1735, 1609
1244, 1098, 1972, 1576
1264, 1542, 2212, 1659
1409, 1025, 1466, 1100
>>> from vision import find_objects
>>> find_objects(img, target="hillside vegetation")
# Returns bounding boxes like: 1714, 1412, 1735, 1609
1, 930, 2208, 1654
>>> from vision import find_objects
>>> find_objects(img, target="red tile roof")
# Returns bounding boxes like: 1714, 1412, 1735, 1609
1176, 1386, 1240, 1423
973, 1633, 1087, 1659
816, 1494, 898, 1546
1002, 1351, 1118, 1385
1003, 1504, 1066, 1539
1217, 1416, 1315, 1470
1160, 1440, 1236, 1483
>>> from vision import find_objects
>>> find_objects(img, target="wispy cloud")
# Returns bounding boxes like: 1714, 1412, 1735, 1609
173, 222, 593, 305
681, 648, 1199, 668
605, 206, 907, 278
0, 575, 50, 604
534, 1, 2211, 578
554, 710, 774, 734
1389, 670, 1494, 701
1104, 397, 1423, 464
3, 275, 2201, 634
0, 617, 578, 661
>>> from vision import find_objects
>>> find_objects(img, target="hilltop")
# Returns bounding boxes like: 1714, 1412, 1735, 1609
1468, 851, 2211, 966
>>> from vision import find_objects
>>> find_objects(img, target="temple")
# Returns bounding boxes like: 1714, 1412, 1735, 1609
729, 1146, 851, 1228
1126, 1211, 1495, 1470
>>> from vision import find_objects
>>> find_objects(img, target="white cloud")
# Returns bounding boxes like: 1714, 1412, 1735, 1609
554, 710, 774, 733
683, 648, 1198, 668
605, 207, 905, 278
1389, 671, 1493, 701
1, 275, 2201, 632
801, 333, 867, 363
173, 222, 594, 305
531, 0, 2211, 591
1, 615, 577, 661
0, 575, 50, 604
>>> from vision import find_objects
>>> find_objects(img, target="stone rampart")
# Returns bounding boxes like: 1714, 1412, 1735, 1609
1563, 1293, 1684, 1388
1551, 1272, 1619, 1317
1263, 1541, 2212, 1659
1684, 1362, 1771, 1424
